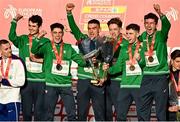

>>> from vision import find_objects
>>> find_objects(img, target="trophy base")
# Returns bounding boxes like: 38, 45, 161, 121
91, 80, 99, 84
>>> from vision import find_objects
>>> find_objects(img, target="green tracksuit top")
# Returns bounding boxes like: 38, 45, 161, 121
109, 36, 127, 81
140, 15, 171, 75
31, 38, 86, 87
109, 41, 145, 88
8, 19, 45, 82
67, 12, 103, 79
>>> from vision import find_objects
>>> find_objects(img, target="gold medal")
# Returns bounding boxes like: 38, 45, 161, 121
148, 56, 154, 62
129, 65, 135, 71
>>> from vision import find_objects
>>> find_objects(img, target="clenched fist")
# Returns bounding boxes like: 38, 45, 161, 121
14, 14, 23, 22
153, 4, 163, 16
66, 3, 75, 13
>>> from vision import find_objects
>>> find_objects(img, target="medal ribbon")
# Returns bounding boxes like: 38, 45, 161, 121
146, 32, 156, 56
114, 36, 123, 52
171, 72, 180, 92
128, 40, 141, 65
51, 40, 64, 64
1, 58, 12, 79
28, 35, 33, 57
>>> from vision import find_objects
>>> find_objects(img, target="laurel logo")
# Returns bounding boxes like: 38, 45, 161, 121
4, 4, 42, 19
166, 7, 178, 21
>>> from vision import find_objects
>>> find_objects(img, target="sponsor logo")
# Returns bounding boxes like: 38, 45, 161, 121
4, 4, 42, 19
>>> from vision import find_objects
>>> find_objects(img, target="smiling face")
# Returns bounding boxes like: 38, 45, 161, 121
108, 23, 121, 40
51, 28, 64, 43
28, 21, 39, 36
126, 29, 139, 44
88, 23, 100, 39
144, 18, 157, 35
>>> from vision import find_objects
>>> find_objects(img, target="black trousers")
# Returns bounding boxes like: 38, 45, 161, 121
105, 79, 120, 121
116, 88, 141, 121
43, 86, 76, 121
139, 74, 169, 121
77, 79, 105, 121
167, 111, 177, 121
21, 81, 45, 121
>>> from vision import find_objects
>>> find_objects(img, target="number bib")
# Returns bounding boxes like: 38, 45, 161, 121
145, 51, 159, 67
126, 61, 142, 76
51, 60, 69, 76
26, 57, 42, 73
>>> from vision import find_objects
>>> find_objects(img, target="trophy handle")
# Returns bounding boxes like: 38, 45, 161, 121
88, 59, 99, 80
102, 62, 108, 82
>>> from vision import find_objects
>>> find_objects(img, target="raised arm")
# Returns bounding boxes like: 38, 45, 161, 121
8, 14, 24, 48
31, 30, 50, 56
154, 4, 171, 38
66, 3, 86, 41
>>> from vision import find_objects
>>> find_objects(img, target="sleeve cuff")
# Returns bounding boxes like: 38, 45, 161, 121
12, 19, 17, 23
160, 15, 166, 19
67, 12, 72, 16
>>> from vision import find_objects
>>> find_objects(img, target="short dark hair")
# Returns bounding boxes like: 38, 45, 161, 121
144, 13, 158, 24
50, 23, 64, 31
107, 17, 122, 28
28, 15, 43, 27
88, 19, 100, 27
126, 23, 140, 32
0, 39, 10, 46
171, 49, 180, 60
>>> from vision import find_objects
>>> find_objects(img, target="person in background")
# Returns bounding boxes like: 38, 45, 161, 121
167, 49, 180, 121
0, 39, 25, 121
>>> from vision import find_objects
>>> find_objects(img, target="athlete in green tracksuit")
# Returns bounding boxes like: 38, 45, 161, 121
31, 23, 86, 121
138, 4, 171, 121
8, 14, 46, 121
105, 17, 127, 120
66, 3, 106, 121
108, 24, 145, 121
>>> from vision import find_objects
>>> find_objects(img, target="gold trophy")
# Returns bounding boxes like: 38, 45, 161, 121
78, 36, 112, 85
83, 49, 101, 84
100, 37, 114, 82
